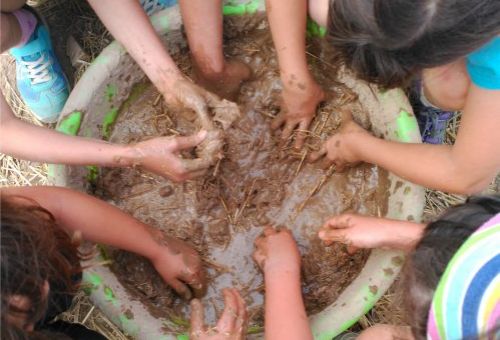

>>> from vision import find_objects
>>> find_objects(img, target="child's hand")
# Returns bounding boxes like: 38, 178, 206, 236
253, 226, 301, 274
150, 233, 206, 300
189, 288, 248, 340
163, 78, 220, 130
130, 131, 211, 182
272, 80, 325, 149
309, 114, 369, 171
319, 214, 426, 252
319, 214, 395, 252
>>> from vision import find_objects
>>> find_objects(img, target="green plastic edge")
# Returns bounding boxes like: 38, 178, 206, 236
82, 271, 142, 338
307, 18, 327, 38
396, 109, 418, 143
222, 0, 260, 15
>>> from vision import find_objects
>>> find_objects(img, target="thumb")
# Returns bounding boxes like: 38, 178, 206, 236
172, 130, 207, 151
318, 229, 347, 243
190, 299, 205, 336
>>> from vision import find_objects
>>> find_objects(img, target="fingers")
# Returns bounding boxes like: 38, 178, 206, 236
216, 288, 238, 332
187, 269, 207, 299
281, 121, 298, 142
171, 130, 207, 151
271, 111, 286, 130
309, 144, 327, 162
294, 119, 311, 149
170, 278, 192, 300
233, 290, 247, 331
263, 226, 276, 236
318, 228, 348, 244
180, 157, 212, 172
322, 214, 355, 230
184, 169, 208, 181
190, 299, 205, 336
347, 245, 359, 255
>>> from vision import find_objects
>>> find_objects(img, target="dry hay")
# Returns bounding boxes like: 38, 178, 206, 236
0, 1, 498, 338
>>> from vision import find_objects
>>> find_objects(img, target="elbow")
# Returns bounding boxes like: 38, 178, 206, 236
449, 174, 492, 196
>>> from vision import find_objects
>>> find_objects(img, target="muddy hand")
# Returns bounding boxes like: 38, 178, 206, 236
253, 226, 301, 273
131, 131, 211, 182
150, 232, 206, 300
308, 112, 368, 171
190, 288, 248, 340
171, 78, 240, 167
272, 80, 325, 149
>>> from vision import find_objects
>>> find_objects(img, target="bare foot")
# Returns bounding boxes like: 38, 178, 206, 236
193, 59, 252, 101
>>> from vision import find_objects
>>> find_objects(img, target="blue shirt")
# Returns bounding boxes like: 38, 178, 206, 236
466, 36, 500, 90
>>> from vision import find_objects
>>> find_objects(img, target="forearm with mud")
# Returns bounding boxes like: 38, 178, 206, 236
264, 267, 313, 340
87, 0, 183, 94
266, 0, 315, 88
179, 0, 223, 75
1, 186, 165, 260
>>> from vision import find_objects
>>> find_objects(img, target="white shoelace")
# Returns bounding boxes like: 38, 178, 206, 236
140, 0, 163, 16
22, 54, 52, 85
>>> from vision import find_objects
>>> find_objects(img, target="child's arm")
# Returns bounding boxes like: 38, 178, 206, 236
0, 93, 209, 182
318, 214, 426, 252
310, 85, 500, 194
253, 227, 313, 340
86, 0, 216, 116
266, 0, 325, 149
1, 186, 205, 299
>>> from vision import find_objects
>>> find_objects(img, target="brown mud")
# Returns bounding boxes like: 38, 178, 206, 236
96, 16, 388, 332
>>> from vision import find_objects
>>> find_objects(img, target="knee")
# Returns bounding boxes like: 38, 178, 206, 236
423, 63, 470, 111
1, 13, 17, 52
308, 0, 329, 27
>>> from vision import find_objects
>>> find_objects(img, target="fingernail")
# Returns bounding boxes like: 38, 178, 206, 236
198, 130, 208, 138
318, 231, 325, 238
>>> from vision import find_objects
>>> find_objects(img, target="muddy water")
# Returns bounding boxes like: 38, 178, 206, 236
96, 17, 388, 332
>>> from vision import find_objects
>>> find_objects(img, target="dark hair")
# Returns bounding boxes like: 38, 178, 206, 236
403, 195, 500, 339
1, 196, 82, 339
327, 0, 500, 88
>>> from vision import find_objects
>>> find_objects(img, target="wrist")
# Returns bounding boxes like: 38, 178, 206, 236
116, 144, 142, 168
384, 222, 425, 250
346, 128, 374, 161
264, 262, 301, 278
154, 70, 184, 94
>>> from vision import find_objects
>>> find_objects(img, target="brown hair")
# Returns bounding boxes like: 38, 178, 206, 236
327, 0, 500, 88
402, 195, 500, 339
1, 195, 82, 339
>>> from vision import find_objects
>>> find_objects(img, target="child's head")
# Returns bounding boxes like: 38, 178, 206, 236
1, 196, 81, 338
327, 0, 500, 88
402, 195, 500, 340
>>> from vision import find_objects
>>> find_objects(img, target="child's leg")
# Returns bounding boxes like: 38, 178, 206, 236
0, 0, 28, 52
422, 59, 470, 111
179, 0, 250, 100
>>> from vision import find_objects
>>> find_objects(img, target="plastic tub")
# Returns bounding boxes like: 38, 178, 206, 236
49, 2, 424, 339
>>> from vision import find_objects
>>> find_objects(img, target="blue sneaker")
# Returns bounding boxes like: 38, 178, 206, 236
409, 81, 454, 144
10, 24, 69, 123
140, 0, 177, 16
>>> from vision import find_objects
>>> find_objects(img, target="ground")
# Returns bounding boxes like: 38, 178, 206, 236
1, 0, 498, 339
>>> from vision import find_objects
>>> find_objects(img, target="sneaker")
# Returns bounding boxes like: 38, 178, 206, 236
10, 24, 69, 123
409, 81, 454, 144
140, 0, 177, 16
